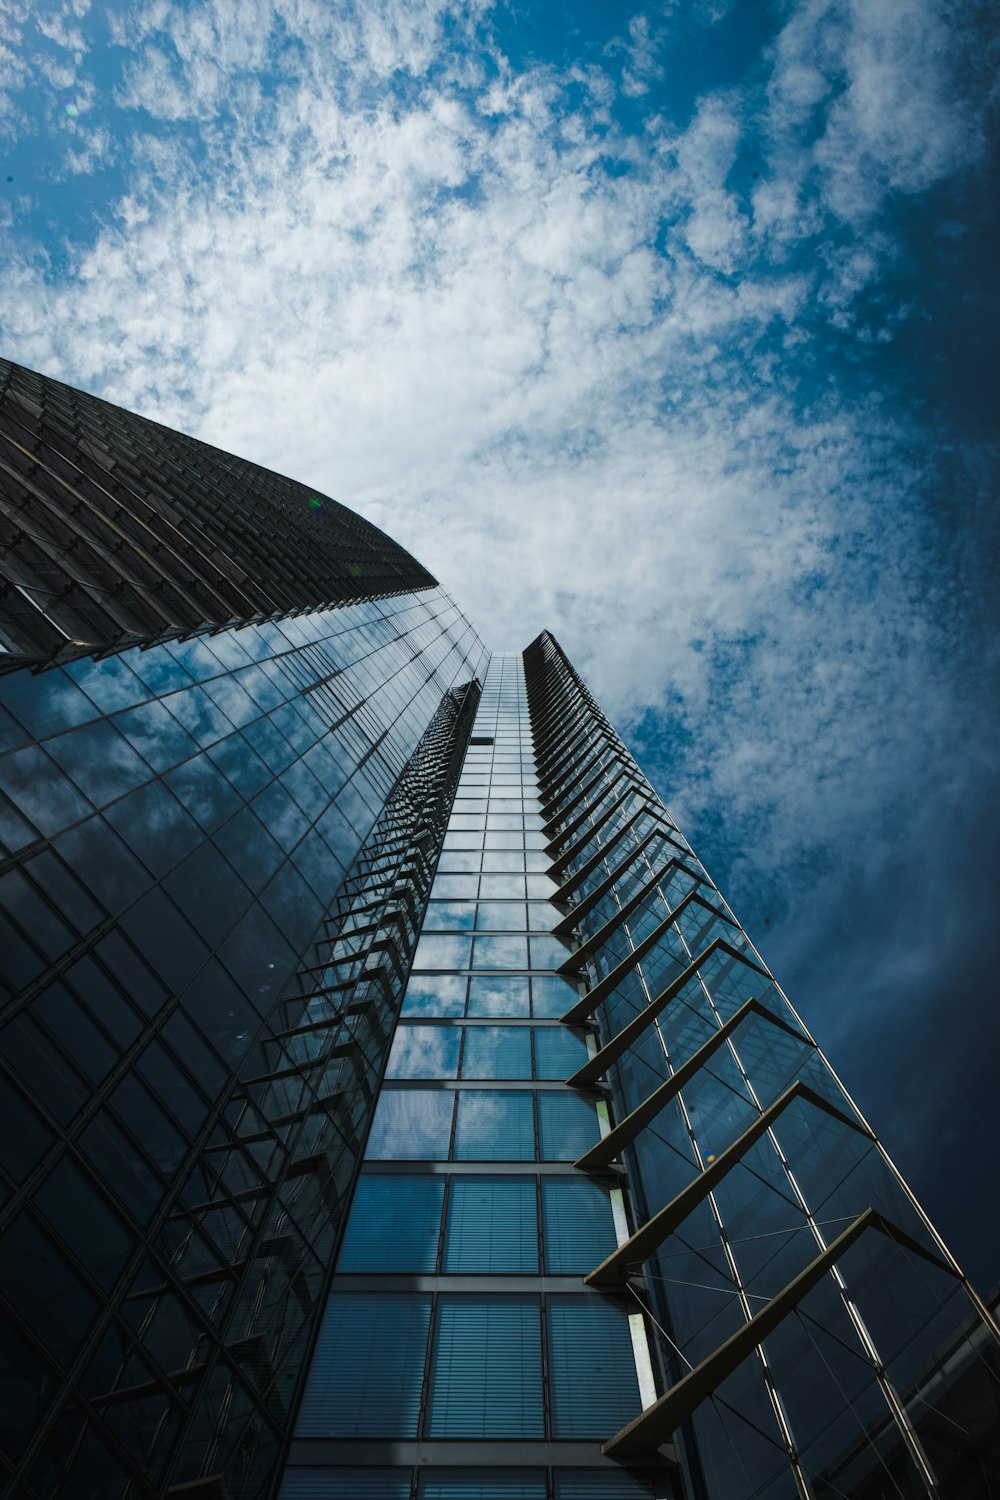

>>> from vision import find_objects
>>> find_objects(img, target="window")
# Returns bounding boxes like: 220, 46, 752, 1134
422, 902, 476, 931
338, 1177, 444, 1272
443, 1179, 538, 1272
534, 1028, 589, 1080
297, 1294, 430, 1436
542, 1179, 618, 1273
454, 1091, 534, 1160
366, 1090, 455, 1160
462, 1026, 531, 1080
387, 1026, 461, 1079
402, 976, 466, 1018
546, 1297, 641, 1438
426, 1298, 543, 1437
473, 935, 529, 970
531, 976, 575, 1018
412, 934, 473, 970
419, 1473, 546, 1499
537, 1094, 599, 1160
468, 976, 530, 1018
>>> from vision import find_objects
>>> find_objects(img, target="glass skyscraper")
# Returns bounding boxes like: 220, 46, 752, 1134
0, 360, 997, 1500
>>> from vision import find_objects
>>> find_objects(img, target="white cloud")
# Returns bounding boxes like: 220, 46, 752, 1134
0, 0, 991, 922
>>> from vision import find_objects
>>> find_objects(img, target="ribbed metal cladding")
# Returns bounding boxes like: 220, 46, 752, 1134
522, 630, 1000, 1500
0, 358, 437, 665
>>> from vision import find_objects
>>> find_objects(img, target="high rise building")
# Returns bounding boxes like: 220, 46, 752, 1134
0, 359, 996, 1500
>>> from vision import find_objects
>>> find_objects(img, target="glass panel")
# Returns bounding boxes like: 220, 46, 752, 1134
547, 1296, 642, 1438
422, 902, 477, 931
426, 1297, 543, 1437
454, 1092, 535, 1160
337, 1177, 444, 1272
387, 1026, 462, 1079
402, 976, 467, 1018
443, 1178, 538, 1272
365, 1090, 455, 1160
419, 1472, 546, 1499
531, 976, 576, 1018
462, 1027, 532, 1080
553, 1473, 660, 1499
467, 976, 530, 1018
295, 1293, 431, 1436
541, 1179, 618, 1273
412, 935, 473, 970
476, 902, 527, 931
473, 936, 529, 969
534, 1028, 589, 1079
281, 1470, 410, 1500
529, 935, 571, 969
537, 1094, 599, 1160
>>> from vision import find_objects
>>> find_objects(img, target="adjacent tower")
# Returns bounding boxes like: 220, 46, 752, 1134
0, 362, 996, 1500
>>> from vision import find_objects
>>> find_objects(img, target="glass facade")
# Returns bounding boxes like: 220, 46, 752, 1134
0, 362, 997, 1500
0, 584, 486, 1498
0, 357, 435, 663
282, 657, 665, 1499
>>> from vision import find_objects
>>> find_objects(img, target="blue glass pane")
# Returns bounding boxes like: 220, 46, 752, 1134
553, 1473, 660, 1499
462, 1027, 532, 1079
366, 1090, 455, 1160
413, 934, 473, 970
443, 1178, 538, 1273
423, 902, 477, 931
338, 1177, 444, 1272
537, 1093, 599, 1160
531, 976, 577, 1018
419, 1471, 546, 1499
467, 976, 530, 1018
454, 1092, 535, 1160
402, 976, 467, 1018
547, 1297, 641, 1438
387, 1026, 462, 1079
529, 935, 571, 969
541, 1179, 618, 1273
281, 1469, 411, 1500
296, 1294, 431, 1436
473, 935, 529, 969
534, 1028, 589, 1079
426, 1297, 543, 1437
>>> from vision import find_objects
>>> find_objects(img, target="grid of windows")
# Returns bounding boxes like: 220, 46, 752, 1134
284, 655, 662, 1499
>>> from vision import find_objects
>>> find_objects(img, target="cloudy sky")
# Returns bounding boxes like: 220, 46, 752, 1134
1, 0, 998, 1286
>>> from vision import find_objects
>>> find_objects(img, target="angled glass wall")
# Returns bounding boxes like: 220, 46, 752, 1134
522, 630, 1000, 1500
0, 589, 486, 1499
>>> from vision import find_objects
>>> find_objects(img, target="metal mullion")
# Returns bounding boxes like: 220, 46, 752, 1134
567, 937, 771, 1078
547, 789, 652, 881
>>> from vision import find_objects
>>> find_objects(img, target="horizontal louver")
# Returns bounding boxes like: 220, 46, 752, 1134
443, 1178, 538, 1272
553, 1472, 661, 1499
426, 1297, 543, 1437
462, 1026, 532, 1078
418, 1470, 547, 1499
538, 1092, 599, 1159
454, 1090, 535, 1159
366, 1089, 455, 1159
280, 1469, 411, 1500
534, 1027, 589, 1079
337, 1176, 444, 1272
547, 1297, 641, 1438
541, 1178, 617, 1273
296, 1294, 431, 1436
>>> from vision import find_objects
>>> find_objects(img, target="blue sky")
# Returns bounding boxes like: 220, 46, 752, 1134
2, 0, 998, 1286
